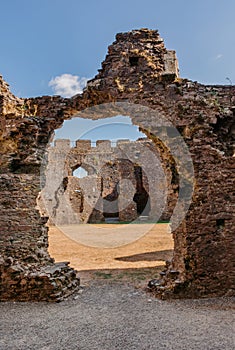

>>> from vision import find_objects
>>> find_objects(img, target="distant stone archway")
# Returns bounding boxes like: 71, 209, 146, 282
0, 29, 234, 301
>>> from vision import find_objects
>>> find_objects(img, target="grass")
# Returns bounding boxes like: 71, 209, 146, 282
94, 271, 113, 279
92, 221, 170, 225
92, 266, 164, 286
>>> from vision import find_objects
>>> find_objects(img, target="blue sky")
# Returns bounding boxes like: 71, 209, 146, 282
1, 0, 235, 98
1, 0, 235, 141
55, 116, 145, 142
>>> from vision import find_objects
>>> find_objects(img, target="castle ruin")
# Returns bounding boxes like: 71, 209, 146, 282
39, 138, 177, 226
0, 29, 234, 301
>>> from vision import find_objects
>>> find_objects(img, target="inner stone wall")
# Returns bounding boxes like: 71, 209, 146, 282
40, 138, 177, 225
0, 28, 234, 301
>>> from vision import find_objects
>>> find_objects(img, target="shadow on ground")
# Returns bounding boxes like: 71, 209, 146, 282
78, 265, 166, 287
115, 249, 173, 262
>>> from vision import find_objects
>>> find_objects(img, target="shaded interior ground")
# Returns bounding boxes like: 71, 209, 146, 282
48, 223, 173, 286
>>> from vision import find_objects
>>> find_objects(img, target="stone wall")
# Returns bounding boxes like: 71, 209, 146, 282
0, 28, 234, 300
40, 138, 176, 225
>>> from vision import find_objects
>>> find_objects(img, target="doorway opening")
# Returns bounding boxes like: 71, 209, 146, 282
133, 165, 151, 217
40, 114, 176, 286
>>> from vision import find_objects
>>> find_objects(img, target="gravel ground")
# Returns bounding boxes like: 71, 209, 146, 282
0, 282, 234, 350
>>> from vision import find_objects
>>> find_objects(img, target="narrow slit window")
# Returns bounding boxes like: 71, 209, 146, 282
129, 56, 139, 66
216, 218, 225, 229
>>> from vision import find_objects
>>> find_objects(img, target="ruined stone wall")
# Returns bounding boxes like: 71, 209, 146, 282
0, 86, 81, 301
40, 137, 176, 225
0, 29, 234, 300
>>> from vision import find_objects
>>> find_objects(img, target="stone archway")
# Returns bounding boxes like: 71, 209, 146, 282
0, 29, 234, 301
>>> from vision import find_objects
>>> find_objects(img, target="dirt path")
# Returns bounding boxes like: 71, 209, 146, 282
1, 283, 234, 350
48, 223, 173, 286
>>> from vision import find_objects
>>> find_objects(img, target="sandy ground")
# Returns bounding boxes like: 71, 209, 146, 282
48, 223, 174, 286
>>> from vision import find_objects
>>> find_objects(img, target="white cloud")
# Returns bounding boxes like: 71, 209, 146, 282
49, 74, 88, 97
215, 54, 223, 60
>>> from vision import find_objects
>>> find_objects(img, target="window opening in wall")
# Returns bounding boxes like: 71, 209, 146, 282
216, 218, 225, 229
73, 167, 88, 179
129, 56, 139, 66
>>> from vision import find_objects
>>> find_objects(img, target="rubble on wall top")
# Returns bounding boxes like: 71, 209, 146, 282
115, 28, 162, 41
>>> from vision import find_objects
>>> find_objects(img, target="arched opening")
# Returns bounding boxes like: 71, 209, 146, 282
39, 111, 177, 287
67, 166, 90, 215
73, 166, 88, 178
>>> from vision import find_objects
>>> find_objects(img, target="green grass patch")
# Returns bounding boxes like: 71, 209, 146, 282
94, 271, 113, 279
93, 220, 170, 225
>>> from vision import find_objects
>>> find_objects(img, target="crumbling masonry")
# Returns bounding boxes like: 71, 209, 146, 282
40, 138, 177, 225
0, 29, 234, 301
